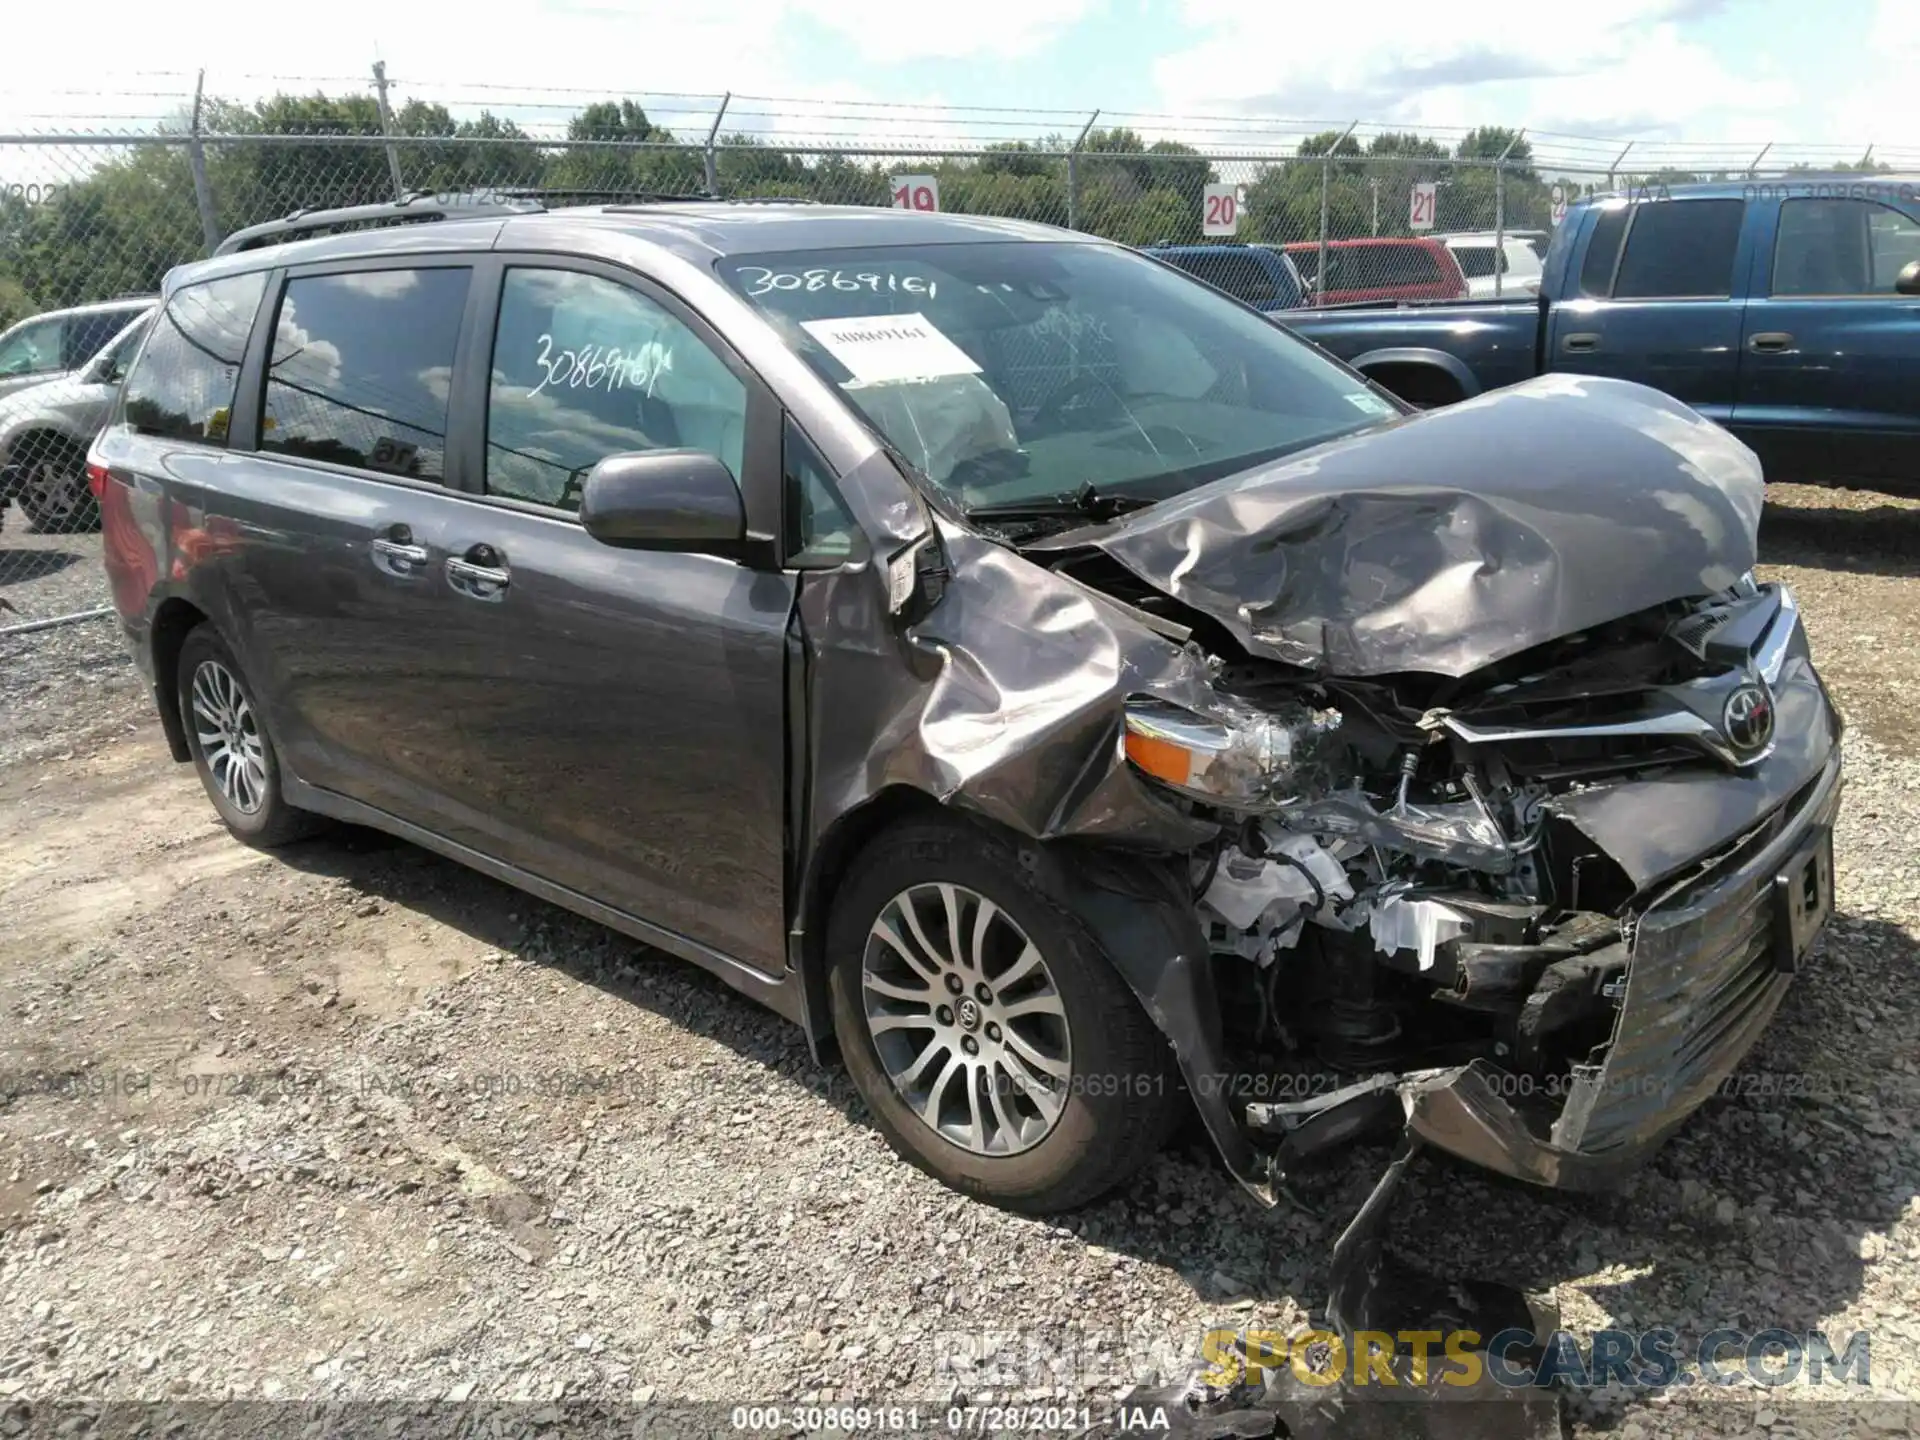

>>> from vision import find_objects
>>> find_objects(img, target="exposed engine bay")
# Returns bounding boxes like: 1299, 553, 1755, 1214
1034, 541, 1823, 1186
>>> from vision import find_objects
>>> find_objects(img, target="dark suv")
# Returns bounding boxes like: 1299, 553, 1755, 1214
95, 199, 1840, 1218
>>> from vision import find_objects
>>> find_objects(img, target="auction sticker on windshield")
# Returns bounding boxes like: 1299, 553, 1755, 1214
799, 313, 982, 385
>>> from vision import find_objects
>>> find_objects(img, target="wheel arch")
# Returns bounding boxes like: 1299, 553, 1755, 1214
793, 785, 953, 1051
149, 596, 210, 763
1, 425, 88, 471
1349, 347, 1479, 407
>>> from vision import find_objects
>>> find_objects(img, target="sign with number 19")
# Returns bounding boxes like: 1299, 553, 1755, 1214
890, 175, 940, 212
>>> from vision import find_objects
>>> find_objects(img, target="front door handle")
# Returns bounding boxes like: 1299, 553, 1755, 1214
370, 525, 429, 578
447, 544, 510, 602
1562, 332, 1601, 353
1749, 331, 1794, 353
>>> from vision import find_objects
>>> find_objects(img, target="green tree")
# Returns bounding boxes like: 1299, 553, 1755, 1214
978, 141, 1056, 180
202, 93, 396, 224
0, 145, 204, 311
393, 104, 546, 195
547, 99, 703, 196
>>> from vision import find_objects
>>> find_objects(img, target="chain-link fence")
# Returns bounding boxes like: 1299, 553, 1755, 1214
0, 82, 1899, 639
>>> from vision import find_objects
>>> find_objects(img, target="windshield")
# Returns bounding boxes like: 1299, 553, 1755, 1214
717, 241, 1397, 513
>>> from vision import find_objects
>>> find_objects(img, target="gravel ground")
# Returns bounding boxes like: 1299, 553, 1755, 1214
1, 482, 1918, 1438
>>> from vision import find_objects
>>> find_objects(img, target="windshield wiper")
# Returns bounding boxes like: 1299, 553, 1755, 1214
965, 481, 1157, 526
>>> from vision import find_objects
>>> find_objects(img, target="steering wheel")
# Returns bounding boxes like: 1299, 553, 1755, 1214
1028, 372, 1124, 433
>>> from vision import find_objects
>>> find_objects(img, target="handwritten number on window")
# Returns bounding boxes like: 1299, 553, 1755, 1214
528, 333, 673, 399
733, 267, 938, 300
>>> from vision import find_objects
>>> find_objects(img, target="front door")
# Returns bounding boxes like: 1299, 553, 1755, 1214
1732, 194, 1920, 483
423, 261, 795, 974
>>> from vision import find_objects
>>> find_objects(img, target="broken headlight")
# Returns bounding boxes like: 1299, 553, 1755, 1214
1122, 697, 1339, 812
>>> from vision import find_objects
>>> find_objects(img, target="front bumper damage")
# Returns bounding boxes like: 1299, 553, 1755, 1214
1273, 736, 1841, 1192
1102, 750, 1841, 1440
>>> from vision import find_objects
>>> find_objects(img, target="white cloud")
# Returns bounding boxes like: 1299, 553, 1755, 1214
1152, 0, 1801, 153
1824, 0, 1920, 159
785, 0, 1096, 62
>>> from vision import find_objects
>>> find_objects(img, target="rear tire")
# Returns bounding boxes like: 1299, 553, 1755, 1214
827, 818, 1183, 1213
176, 626, 322, 848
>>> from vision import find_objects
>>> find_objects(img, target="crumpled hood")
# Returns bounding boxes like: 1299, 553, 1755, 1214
1030, 373, 1765, 678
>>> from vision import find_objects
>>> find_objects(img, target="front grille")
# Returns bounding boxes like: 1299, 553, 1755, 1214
1550, 756, 1839, 1155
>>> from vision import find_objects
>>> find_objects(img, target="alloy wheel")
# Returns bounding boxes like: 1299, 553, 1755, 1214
862, 882, 1073, 1156
190, 659, 268, 814
20, 456, 88, 530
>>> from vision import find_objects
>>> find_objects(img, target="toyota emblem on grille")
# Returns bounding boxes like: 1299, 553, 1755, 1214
1723, 681, 1775, 755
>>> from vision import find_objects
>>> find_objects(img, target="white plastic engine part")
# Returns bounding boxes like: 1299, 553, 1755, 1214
1190, 833, 1359, 948
1364, 894, 1471, 971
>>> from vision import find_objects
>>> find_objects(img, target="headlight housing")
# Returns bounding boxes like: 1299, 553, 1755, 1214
1122, 697, 1340, 812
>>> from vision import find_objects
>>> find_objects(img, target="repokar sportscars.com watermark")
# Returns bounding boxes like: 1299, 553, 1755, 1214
932, 1325, 1873, 1394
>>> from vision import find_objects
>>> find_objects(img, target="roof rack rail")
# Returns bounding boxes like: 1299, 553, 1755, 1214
213, 194, 544, 256
211, 187, 819, 257
211, 186, 752, 256
600, 194, 819, 213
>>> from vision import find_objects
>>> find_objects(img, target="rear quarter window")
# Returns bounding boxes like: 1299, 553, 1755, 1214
1452, 246, 1498, 279
122, 272, 267, 444
1366, 244, 1442, 286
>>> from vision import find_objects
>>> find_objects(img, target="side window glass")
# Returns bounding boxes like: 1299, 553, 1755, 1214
485, 268, 747, 513
0, 317, 65, 378
123, 271, 266, 444
1579, 206, 1630, 297
262, 268, 470, 481
1773, 198, 1920, 295
784, 417, 859, 567
1454, 248, 1496, 279
1612, 199, 1745, 298
65, 312, 133, 369
1870, 207, 1920, 289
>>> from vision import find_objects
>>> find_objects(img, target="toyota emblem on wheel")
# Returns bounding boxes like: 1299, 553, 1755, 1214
1723, 681, 1775, 755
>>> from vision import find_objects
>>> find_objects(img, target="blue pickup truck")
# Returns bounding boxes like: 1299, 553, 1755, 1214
1285, 178, 1920, 489
1146, 243, 1306, 314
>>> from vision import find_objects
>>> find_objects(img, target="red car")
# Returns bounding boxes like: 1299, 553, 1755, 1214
1282, 237, 1470, 305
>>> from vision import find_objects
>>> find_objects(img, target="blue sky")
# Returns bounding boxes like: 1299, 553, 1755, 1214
12, 0, 1916, 166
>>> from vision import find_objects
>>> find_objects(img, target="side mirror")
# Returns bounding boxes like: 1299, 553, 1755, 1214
1897, 259, 1920, 297
580, 449, 746, 557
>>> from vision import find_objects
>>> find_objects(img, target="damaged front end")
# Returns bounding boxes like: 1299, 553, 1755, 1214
800, 375, 1839, 1213
1165, 574, 1840, 1198
988, 377, 1845, 1203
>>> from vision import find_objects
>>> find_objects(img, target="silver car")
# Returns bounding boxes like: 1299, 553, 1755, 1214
0, 308, 153, 532
0, 296, 155, 403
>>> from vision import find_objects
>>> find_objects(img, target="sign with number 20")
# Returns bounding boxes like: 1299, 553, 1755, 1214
1202, 184, 1238, 237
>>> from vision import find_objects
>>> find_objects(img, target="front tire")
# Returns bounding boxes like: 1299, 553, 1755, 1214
15, 445, 99, 533
176, 626, 320, 847
827, 818, 1183, 1213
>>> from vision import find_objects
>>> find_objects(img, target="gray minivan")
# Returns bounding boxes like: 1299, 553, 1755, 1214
94, 199, 1841, 1218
